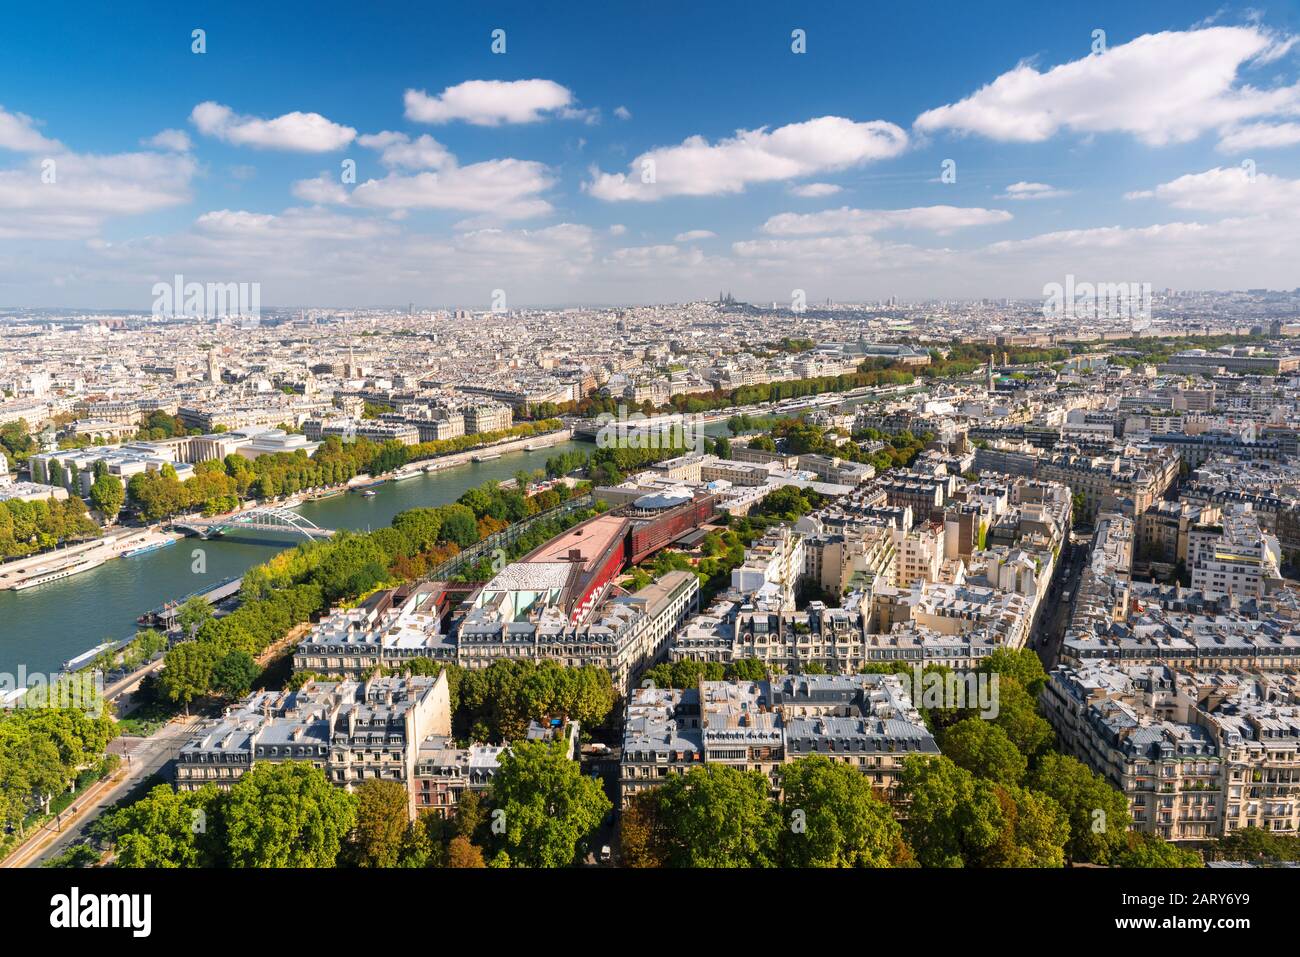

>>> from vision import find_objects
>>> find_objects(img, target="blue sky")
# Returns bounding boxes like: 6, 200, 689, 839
2, 0, 1299, 307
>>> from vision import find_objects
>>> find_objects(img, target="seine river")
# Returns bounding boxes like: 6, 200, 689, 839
0, 439, 588, 676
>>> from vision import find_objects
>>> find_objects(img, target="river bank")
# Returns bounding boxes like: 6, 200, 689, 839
0, 436, 589, 675
0, 526, 182, 591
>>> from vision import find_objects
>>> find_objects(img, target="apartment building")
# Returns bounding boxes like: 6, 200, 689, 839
974, 442, 1178, 523
893, 520, 946, 589
730, 526, 805, 609
292, 583, 455, 677
456, 570, 700, 695
1137, 499, 1220, 568
1043, 662, 1300, 841
876, 580, 1034, 651
30, 444, 196, 494
620, 673, 937, 806
1187, 505, 1283, 599
176, 673, 451, 818
305, 419, 422, 446
462, 402, 513, 435
802, 523, 897, 598
411, 738, 505, 816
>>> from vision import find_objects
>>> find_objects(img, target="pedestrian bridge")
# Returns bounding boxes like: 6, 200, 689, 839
173, 507, 335, 542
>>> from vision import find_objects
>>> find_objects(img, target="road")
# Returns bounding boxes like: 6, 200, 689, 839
1031, 534, 1090, 669
1, 714, 203, 868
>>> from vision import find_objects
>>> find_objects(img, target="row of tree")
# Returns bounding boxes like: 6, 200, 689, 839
110, 420, 565, 522
0, 707, 117, 837
0, 494, 100, 559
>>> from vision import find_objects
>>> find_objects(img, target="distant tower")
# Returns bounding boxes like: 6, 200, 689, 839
986, 354, 995, 392
207, 348, 220, 384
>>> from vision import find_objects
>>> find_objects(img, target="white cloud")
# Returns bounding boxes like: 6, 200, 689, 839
674, 229, 716, 242
614, 105, 632, 121
293, 134, 555, 220
1125, 165, 1300, 214
0, 150, 197, 239
404, 80, 575, 126
357, 131, 452, 169
731, 232, 948, 275
190, 101, 356, 152
608, 244, 682, 264
1217, 121, 1300, 151
761, 205, 1011, 236
976, 167, 1300, 292
585, 116, 908, 201
915, 26, 1300, 147
0, 106, 62, 152
291, 173, 351, 205
193, 206, 393, 242
608, 223, 627, 236
348, 159, 554, 219
1000, 181, 1071, 200
790, 182, 842, 198
142, 129, 192, 152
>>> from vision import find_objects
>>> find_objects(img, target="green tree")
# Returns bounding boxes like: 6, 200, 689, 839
619, 790, 667, 868
211, 650, 261, 699
176, 595, 214, 640
159, 641, 217, 713
486, 740, 611, 868
725, 658, 769, 682
1027, 752, 1132, 864
1206, 826, 1300, 864
980, 647, 1049, 698
108, 784, 222, 868
436, 504, 479, 548
778, 755, 909, 867
984, 783, 1070, 868
897, 754, 1003, 868
938, 718, 1027, 786
646, 765, 782, 868
349, 779, 412, 868
991, 678, 1055, 760
453, 789, 488, 841
88, 473, 125, 523
446, 835, 486, 868
223, 762, 358, 868
1116, 832, 1203, 868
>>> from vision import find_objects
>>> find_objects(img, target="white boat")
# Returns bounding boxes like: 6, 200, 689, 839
121, 538, 177, 559
472, 452, 501, 463
423, 462, 445, 473
12, 554, 107, 591
362, 489, 378, 498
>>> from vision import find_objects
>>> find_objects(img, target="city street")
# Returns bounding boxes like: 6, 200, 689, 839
1032, 535, 1090, 669
1, 715, 203, 868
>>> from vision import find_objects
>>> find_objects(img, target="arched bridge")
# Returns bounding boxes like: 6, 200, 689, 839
173, 507, 335, 542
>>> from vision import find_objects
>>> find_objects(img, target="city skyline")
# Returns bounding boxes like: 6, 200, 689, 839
3, 1, 1300, 309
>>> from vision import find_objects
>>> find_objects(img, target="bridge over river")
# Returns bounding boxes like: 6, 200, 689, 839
172, 506, 335, 541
